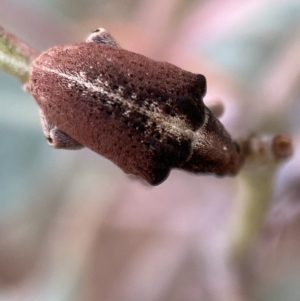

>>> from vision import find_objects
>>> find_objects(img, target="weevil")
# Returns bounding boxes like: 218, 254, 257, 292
29, 28, 241, 185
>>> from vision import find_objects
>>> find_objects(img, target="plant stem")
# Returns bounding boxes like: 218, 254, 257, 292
0, 26, 39, 84
228, 134, 293, 259
229, 165, 276, 259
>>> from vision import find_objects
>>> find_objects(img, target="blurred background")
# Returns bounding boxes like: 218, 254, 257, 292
1, 0, 300, 300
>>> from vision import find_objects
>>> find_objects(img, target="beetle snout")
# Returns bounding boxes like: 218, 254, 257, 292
179, 107, 242, 176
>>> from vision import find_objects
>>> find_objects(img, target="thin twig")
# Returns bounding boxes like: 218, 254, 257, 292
0, 26, 39, 84
229, 134, 293, 259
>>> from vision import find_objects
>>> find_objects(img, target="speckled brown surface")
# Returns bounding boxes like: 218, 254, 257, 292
29, 43, 240, 185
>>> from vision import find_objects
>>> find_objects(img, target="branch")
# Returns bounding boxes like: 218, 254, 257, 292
0, 26, 39, 84
229, 134, 293, 259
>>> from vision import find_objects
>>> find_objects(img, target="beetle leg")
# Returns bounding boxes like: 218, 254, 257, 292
86, 28, 121, 48
39, 109, 84, 150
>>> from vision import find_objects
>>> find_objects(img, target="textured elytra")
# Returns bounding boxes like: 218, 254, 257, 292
30, 42, 241, 185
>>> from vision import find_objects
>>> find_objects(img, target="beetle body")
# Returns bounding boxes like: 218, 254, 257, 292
29, 35, 241, 185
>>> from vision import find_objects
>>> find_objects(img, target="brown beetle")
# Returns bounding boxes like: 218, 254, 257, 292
29, 28, 241, 185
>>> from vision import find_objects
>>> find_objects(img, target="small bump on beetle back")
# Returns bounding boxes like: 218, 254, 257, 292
86, 28, 120, 48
